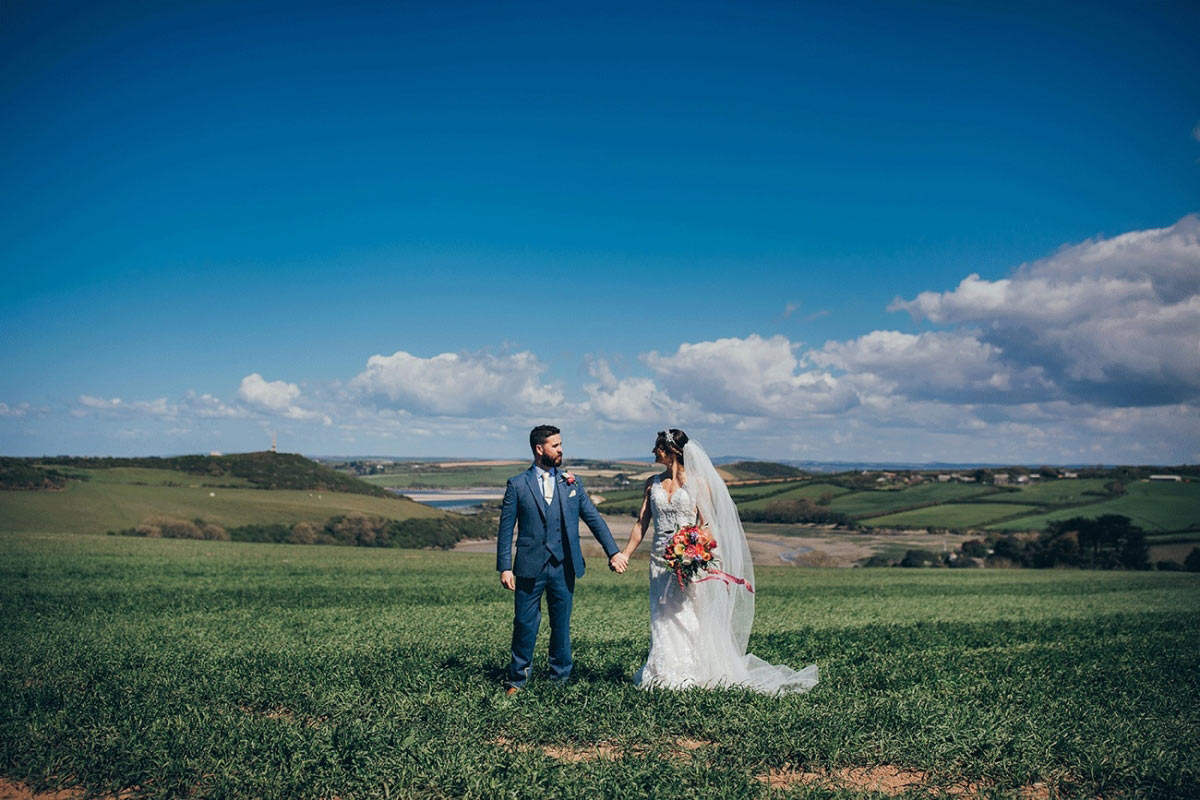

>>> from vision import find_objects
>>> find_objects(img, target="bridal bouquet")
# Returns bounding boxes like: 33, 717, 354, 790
663, 525, 718, 589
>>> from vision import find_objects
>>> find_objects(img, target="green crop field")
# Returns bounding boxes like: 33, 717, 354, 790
988, 481, 1200, 533
830, 483, 998, 518
357, 464, 526, 488
994, 479, 1111, 505
865, 502, 1044, 530
0, 468, 440, 535
736, 483, 851, 511
726, 479, 818, 501
2, 532, 1197, 799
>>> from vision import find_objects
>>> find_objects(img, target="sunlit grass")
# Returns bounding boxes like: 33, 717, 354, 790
2, 532, 1198, 799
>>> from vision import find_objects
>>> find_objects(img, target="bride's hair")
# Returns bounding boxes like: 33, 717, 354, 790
654, 428, 689, 463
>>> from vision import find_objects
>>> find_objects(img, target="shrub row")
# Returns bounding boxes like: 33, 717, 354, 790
740, 498, 858, 528
109, 511, 496, 550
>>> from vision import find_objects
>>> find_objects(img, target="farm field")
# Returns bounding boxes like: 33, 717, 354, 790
988, 481, 1200, 533
596, 476, 1200, 541
0, 467, 439, 535
357, 464, 528, 488
829, 483, 998, 517
2, 533, 1198, 799
988, 479, 1111, 505
867, 502, 1044, 529
353, 461, 650, 490
736, 482, 851, 510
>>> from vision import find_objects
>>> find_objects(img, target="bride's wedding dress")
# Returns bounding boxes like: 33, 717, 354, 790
634, 441, 819, 693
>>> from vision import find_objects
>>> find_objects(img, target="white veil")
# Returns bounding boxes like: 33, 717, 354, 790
684, 439, 819, 694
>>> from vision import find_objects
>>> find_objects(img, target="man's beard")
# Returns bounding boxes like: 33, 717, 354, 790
538, 452, 562, 469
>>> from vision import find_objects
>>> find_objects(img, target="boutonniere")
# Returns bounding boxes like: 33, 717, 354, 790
562, 471, 577, 485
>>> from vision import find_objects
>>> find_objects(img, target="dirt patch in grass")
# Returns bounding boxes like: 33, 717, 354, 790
493, 736, 712, 762
755, 766, 1052, 799
0, 778, 138, 800
238, 704, 327, 727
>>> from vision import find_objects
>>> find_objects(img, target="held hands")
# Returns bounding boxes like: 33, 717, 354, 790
609, 552, 629, 573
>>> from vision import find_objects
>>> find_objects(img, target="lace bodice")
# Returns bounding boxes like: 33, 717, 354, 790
650, 476, 698, 545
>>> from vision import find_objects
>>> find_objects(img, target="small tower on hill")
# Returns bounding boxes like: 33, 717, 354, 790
271, 432, 277, 453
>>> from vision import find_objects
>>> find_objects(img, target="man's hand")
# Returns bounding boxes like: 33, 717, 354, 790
609, 552, 629, 573
500, 570, 516, 591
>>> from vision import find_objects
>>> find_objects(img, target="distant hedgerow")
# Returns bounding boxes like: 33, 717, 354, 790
111, 511, 497, 550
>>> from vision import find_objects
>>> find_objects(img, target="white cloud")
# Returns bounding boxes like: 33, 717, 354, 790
582, 357, 688, 423
809, 329, 1053, 402
0, 402, 32, 417
77, 395, 177, 418
351, 349, 564, 416
79, 395, 122, 408
888, 214, 1200, 405
237, 373, 326, 422
238, 373, 301, 412
643, 334, 858, 417
184, 391, 244, 419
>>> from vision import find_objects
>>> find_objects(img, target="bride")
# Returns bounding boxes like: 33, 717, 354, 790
618, 429, 819, 693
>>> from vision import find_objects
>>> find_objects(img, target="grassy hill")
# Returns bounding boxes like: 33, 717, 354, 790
26, 451, 392, 497
988, 480, 1200, 533
720, 460, 807, 481
0, 460, 442, 536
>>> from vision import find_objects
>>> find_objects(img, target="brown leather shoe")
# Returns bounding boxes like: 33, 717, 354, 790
505, 686, 520, 696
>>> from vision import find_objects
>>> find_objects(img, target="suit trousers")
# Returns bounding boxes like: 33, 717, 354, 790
505, 556, 575, 688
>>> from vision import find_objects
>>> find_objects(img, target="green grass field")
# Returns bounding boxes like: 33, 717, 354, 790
992, 479, 1111, 505
830, 483, 998, 518
2, 533, 1197, 799
0, 468, 440, 535
866, 502, 1045, 529
736, 483, 851, 511
988, 482, 1200, 533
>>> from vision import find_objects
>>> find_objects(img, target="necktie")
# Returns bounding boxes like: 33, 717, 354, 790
542, 471, 554, 505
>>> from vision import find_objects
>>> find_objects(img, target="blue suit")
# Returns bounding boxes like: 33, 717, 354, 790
497, 465, 619, 688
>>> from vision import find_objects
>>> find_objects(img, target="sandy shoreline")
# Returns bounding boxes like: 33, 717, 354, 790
398, 489, 506, 502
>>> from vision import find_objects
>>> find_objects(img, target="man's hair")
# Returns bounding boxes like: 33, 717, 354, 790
529, 424, 561, 454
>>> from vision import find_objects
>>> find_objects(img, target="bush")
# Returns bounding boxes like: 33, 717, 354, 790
899, 549, 938, 568
289, 521, 321, 545
961, 539, 987, 558
992, 535, 1025, 563
200, 522, 229, 541
1156, 559, 1182, 571
1185, 547, 1200, 573
227, 524, 292, 543
135, 515, 204, 539
860, 554, 892, 567
741, 498, 856, 527
326, 513, 390, 547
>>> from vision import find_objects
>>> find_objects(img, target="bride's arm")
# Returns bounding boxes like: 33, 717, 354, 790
694, 476, 712, 530
621, 479, 654, 558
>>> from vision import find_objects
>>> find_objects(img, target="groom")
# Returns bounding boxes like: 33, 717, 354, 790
497, 425, 628, 693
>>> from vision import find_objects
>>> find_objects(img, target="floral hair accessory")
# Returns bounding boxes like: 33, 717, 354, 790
662, 430, 675, 445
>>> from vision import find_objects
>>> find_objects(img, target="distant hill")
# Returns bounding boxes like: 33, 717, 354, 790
26, 452, 391, 497
0, 461, 446, 537
720, 461, 808, 481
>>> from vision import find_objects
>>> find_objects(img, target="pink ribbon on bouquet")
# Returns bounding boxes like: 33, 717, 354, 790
695, 568, 754, 593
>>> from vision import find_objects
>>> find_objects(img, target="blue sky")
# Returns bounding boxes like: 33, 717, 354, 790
2, 0, 1198, 463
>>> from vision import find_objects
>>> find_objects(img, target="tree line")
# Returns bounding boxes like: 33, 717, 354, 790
109, 511, 497, 550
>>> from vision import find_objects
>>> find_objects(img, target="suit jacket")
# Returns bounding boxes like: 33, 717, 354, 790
496, 465, 619, 579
